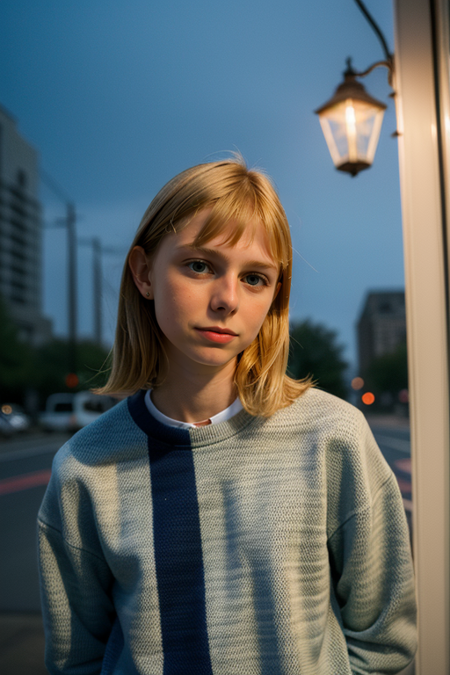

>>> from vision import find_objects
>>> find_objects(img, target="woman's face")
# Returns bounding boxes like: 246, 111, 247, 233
131, 209, 281, 378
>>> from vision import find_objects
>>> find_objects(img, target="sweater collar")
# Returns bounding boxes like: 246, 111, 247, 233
127, 389, 257, 448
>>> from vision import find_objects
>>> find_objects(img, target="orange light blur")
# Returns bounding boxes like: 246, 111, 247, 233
351, 377, 364, 391
362, 392, 375, 405
1, 404, 12, 415
65, 373, 79, 388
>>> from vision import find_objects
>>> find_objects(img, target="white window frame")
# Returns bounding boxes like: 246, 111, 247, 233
394, 0, 450, 672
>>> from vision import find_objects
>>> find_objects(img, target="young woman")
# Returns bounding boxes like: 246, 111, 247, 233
38, 157, 417, 674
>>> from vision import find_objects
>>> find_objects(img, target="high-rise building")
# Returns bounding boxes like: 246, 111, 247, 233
357, 290, 406, 375
0, 104, 52, 344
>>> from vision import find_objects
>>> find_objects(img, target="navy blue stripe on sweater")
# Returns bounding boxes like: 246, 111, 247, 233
128, 391, 213, 674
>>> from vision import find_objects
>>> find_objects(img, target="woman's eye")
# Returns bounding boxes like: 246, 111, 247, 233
189, 260, 210, 274
244, 274, 265, 287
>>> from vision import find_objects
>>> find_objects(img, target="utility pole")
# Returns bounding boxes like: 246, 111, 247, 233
41, 169, 78, 382
78, 237, 124, 346
67, 202, 78, 373
92, 237, 102, 346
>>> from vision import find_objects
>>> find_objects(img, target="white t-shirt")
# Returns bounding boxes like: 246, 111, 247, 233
144, 389, 243, 429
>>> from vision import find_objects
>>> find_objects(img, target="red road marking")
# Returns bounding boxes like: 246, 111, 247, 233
395, 458, 411, 474
395, 476, 411, 494
0, 469, 52, 496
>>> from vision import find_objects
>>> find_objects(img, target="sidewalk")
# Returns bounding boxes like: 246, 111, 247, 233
365, 412, 410, 429
0, 613, 46, 675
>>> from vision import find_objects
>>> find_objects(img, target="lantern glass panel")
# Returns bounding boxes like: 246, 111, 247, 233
318, 98, 385, 169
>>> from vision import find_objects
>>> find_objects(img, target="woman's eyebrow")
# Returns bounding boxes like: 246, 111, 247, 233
176, 244, 279, 271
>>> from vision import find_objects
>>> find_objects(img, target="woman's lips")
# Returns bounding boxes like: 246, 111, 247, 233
195, 328, 237, 344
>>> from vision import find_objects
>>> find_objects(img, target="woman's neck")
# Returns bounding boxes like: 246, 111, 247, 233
151, 360, 238, 423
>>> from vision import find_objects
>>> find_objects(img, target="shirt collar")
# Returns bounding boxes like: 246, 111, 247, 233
144, 389, 243, 429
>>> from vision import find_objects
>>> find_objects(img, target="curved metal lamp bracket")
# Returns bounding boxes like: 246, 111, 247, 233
315, 0, 398, 176
352, 0, 395, 88
348, 57, 394, 89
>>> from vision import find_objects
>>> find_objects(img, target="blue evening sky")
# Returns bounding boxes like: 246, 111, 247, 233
0, 1, 403, 370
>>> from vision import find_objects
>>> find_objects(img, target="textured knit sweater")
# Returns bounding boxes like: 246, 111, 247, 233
37, 388, 417, 675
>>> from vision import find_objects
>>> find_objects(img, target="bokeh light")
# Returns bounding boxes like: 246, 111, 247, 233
362, 392, 375, 405
65, 373, 79, 388
351, 377, 364, 390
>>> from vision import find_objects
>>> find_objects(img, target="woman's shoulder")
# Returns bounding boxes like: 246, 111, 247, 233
287, 388, 393, 502
51, 396, 147, 475
40, 397, 149, 528
276, 386, 365, 434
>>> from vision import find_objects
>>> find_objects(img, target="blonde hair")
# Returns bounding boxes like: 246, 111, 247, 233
97, 156, 311, 417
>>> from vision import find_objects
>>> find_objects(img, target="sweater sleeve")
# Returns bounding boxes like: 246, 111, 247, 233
327, 470, 417, 675
37, 458, 116, 674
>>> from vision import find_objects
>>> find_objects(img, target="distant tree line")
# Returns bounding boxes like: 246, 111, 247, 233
0, 296, 110, 409
287, 320, 408, 411
288, 320, 349, 400
363, 341, 408, 409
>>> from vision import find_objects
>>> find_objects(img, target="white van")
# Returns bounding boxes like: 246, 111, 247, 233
40, 392, 117, 432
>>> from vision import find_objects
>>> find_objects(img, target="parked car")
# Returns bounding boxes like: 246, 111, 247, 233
39, 394, 75, 432
72, 391, 117, 430
40, 392, 117, 432
0, 404, 32, 432
0, 411, 16, 438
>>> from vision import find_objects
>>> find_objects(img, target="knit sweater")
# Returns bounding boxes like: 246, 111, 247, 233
37, 387, 417, 675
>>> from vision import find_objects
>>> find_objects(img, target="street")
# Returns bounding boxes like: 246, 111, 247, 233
0, 420, 414, 674
0, 433, 70, 674
369, 421, 413, 537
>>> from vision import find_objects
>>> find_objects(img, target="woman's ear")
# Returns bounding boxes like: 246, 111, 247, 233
128, 246, 154, 299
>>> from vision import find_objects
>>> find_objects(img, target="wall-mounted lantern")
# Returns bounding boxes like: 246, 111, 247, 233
315, 59, 387, 176
316, 0, 394, 177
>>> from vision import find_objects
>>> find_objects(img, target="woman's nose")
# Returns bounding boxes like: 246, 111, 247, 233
210, 276, 239, 314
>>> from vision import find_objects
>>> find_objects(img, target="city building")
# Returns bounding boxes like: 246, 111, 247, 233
0, 104, 52, 344
357, 289, 406, 375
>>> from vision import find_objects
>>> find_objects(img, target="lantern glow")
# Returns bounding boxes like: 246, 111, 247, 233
316, 63, 387, 176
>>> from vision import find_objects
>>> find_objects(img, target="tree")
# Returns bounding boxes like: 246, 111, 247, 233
0, 294, 111, 406
288, 320, 348, 400
365, 341, 408, 399
0, 295, 33, 400
31, 339, 111, 402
